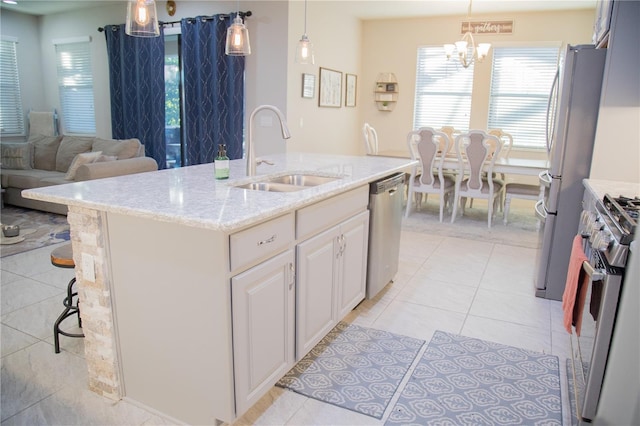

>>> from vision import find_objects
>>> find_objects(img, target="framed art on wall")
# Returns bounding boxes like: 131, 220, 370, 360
302, 73, 315, 99
345, 74, 357, 107
319, 67, 342, 108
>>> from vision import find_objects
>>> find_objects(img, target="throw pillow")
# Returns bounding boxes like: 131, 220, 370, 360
95, 154, 118, 163
29, 134, 63, 171
1, 143, 33, 170
65, 151, 103, 180
92, 138, 141, 160
56, 136, 94, 172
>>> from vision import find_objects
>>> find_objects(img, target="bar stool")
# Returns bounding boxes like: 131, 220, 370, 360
51, 243, 84, 353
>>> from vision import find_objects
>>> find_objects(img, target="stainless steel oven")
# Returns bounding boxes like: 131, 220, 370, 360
571, 194, 637, 421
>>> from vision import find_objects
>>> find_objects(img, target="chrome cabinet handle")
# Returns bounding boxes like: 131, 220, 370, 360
257, 235, 276, 246
289, 263, 295, 290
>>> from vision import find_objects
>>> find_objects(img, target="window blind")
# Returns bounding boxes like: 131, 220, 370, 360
413, 46, 474, 131
55, 40, 96, 135
0, 38, 25, 136
488, 46, 560, 149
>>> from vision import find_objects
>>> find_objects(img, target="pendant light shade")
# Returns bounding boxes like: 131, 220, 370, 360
125, 0, 160, 37
295, 0, 314, 64
225, 14, 251, 56
295, 35, 314, 65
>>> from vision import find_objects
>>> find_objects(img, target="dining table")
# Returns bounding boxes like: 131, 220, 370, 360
373, 149, 550, 178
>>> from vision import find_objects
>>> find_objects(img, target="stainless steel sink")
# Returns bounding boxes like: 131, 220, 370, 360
267, 174, 340, 186
233, 182, 306, 192
232, 173, 342, 193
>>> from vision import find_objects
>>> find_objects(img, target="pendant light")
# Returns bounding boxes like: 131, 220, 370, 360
125, 0, 160, 37
225, 0, 251, 56
295, 0, 314, 64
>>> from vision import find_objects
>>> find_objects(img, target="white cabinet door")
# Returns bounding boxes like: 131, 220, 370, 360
296, 210, 370, 360
232, 249, 295, 416
296, 226, 340, 359
336, 211, 369, 319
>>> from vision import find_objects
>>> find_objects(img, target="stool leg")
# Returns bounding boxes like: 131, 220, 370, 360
53, 277, 84, 354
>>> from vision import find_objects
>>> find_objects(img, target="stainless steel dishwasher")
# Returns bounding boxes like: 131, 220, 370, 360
366, 172, 405, 299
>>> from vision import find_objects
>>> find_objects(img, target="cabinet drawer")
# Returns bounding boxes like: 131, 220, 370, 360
230, 213, 295, 272
296, 186, 368, 240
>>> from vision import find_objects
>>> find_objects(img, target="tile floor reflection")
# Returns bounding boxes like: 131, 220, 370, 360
1, 205, 572, 425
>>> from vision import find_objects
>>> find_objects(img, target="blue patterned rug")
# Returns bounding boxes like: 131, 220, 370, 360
0, 206, 70, 257
276, 322, 425, 419
386, 331, 563, 425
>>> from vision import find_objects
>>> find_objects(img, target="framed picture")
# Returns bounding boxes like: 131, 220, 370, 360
302, 73, 315, 99
385, 83, 396, 92
345, 74, 357, 107
318, 67, 342, 108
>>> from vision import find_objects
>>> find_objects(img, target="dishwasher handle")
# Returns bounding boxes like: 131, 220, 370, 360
370, 172, 405, 194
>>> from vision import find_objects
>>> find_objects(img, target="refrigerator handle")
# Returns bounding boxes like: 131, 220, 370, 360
539, 170, 552, 187
546, 69, 559, 155
535, 199, 547, 222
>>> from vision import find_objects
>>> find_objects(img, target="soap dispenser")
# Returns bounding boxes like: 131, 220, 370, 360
215, 144, 230, 179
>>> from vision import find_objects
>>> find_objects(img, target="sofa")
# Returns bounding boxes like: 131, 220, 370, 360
1, 134, 158, 215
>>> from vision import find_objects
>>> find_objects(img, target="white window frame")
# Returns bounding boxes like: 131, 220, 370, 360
53, 36, 96, 135
0, 36, 25, 136
413, 46, 474, 131
488, 43, 561, 150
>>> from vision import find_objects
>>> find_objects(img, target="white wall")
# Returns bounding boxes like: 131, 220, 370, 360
589, 0, 640, 184
360, 9, 596, 159
285, 1, 362, 156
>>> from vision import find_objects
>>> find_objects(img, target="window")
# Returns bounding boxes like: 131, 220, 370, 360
54, 38, 96, 134
488, 46, 560, 149
0, 36, 25, 136
414, 46, 474, 130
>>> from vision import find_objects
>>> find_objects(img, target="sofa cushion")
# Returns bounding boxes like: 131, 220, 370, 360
56, 136, 94, 172
1, 169, 65, 189
92, 138, 141, 160
65, 151, 102, 180
1, 143, 33, 170
29, 135, 63, 171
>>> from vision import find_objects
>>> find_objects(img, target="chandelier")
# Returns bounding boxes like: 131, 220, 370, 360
444, 0, 491, 68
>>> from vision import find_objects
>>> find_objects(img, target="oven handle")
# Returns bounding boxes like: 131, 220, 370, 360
583, 260, 605, 282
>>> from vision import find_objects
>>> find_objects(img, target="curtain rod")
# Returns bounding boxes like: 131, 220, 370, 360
97, 11, 252, 32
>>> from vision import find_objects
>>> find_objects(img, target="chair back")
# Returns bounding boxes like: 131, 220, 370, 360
439, 126, 459, 153
455, 130, 502, 194
488, 128, 513, 159
362, 123, 379, 155
407, 127, 450, 188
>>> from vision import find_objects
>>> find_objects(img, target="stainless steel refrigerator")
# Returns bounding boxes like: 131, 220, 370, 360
534, 44, 607, 301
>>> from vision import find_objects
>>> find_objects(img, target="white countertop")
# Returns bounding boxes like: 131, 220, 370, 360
583, 178, 640, 201
23, 153, 415, 232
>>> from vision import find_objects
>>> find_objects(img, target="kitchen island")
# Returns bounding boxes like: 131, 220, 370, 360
23, 152, 415, 425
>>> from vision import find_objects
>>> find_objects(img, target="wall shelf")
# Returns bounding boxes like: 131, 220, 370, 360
374, 72, 398, 111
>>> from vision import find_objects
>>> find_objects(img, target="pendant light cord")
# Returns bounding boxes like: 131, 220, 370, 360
304, 0, 308, 36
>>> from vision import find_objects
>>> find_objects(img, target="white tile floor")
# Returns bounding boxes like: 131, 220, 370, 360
1, 208, 574, 425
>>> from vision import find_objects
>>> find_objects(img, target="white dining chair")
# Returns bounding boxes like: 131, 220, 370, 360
362, 123, 379, 155
405, 127, 455, 222
451, 130, 505, 228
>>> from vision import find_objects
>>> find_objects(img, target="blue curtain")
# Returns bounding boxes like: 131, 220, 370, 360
181, 16, 245, 164
104, 25, 166, 169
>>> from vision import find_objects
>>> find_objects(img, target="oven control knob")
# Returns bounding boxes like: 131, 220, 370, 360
594, 229, 612, 251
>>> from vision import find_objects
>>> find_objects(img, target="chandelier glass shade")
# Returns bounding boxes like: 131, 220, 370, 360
444, 31, 490, 68
125, 0, 160, 37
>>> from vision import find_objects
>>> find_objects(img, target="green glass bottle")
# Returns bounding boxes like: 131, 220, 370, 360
215, 144, 230, 179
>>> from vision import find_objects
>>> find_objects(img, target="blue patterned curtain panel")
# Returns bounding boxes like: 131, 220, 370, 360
181, 16, 245, 165
104, 25, 167, 169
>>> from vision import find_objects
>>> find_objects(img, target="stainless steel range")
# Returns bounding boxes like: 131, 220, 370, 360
573, 193, 638, 421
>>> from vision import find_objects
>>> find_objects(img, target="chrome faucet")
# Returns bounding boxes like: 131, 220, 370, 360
246, 105, 291, 176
